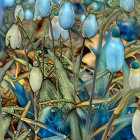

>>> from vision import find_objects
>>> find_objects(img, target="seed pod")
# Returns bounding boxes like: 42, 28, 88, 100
38, 0, 52, 17
5, 24, 21, 49
132, 109, 140, 140
29, 67, 43, 92
82, 14, 98, 38
120, 0, 134, 12
58, 2, 75, 30
14, 5, 24, 21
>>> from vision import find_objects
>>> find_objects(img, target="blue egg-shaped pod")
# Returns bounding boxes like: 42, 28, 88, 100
58, 2, 75, 30
106, 36, 124, 73
120, 0, 134, 12
82, 14, 98, 38
3, 0, 15, 7
93, 2, 100, 11
38, 0, 52, 17
131, 60, 140, 69
28, 0, 35, 5
0, 0, 3, 27
25, 8, 34, 20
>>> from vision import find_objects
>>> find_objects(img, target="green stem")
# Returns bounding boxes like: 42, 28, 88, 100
49, 17, 55, 53
0, 91, 4, 140
60, 37, 63, 58
41, 18, 47, 77
86, 8, 124, 137
69, 29, 74, 69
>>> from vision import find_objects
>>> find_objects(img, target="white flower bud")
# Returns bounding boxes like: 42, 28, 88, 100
132, 109, 140, 140
6, 24, 21, 49
29, 67, 43, 92
14, 5, 24, 21
129, 69, 140, 90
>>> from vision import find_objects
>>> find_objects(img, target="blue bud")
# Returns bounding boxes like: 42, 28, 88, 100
3, 0, 15, 7
120, 0, 134, 12
93, 3, 100, 11
38, 0, 51, 17
82, 14, 98, 38
28, 0, 35, 5
60, 28, 69, 41
131, 60, 139, 69
106, 35, 124, 73
80, 14, 86, 22
25, 8, 34, 20
58, 2, 75, 30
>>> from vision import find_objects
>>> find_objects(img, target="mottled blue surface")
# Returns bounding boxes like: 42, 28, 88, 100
5, 74, 34, 119
73, 3, 85, 15
38, 109, 69, 138
93, 3, 100, 11
111, 124, 135, 140
117, 20, 139, 41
